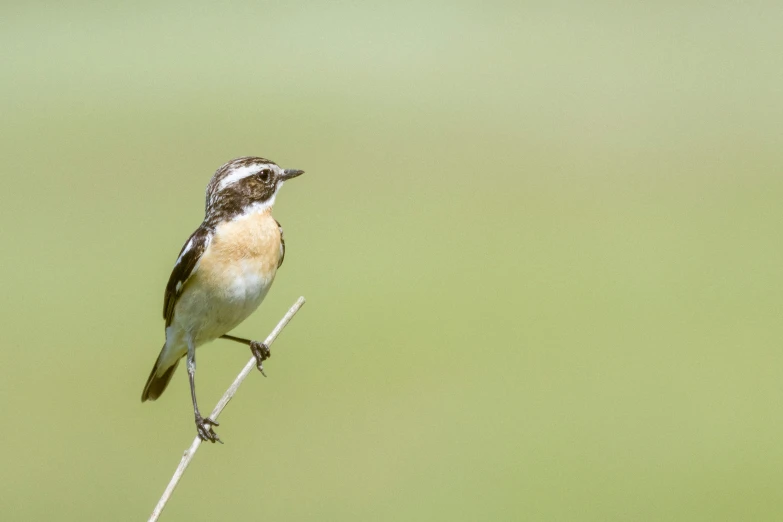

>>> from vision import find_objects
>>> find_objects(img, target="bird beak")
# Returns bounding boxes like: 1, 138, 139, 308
281, 168, 305, 181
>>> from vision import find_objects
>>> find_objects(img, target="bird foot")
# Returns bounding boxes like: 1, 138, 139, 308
250, 341, 271, 376
195, 414, 222, 443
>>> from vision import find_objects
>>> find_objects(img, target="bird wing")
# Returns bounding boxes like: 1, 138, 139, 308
163, 226, 212, 326
275, 219, 285, 268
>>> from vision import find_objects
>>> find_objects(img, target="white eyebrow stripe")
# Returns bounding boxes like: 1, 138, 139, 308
218, 165, 260, 190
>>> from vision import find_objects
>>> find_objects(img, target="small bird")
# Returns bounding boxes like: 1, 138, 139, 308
141, 156, 304, 443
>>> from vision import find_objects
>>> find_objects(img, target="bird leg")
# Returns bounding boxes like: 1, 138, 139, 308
220, 334, 271, 376
186, 339, 221, 443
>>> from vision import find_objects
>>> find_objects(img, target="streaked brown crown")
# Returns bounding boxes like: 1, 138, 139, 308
201, 156, 304, 226
203, 157, 282, 225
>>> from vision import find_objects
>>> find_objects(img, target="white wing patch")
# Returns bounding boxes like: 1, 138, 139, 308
164, 227, 212, 326
175, 237, 194, 265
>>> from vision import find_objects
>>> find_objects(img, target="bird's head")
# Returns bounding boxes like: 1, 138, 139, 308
205, 156, 304, 222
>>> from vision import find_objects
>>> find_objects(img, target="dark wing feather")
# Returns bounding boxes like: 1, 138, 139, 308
275, 219, 285, 268
163, 226, 211, 326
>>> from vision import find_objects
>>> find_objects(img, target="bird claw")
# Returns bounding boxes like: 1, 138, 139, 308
250, 341, 271, 376
195, 414, 222, 443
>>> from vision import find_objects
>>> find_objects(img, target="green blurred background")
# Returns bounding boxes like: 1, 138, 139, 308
2, 1, 782, 520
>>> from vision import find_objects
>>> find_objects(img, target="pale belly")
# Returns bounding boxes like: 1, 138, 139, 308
163, 209, 282, 362
171, 259, 276, 347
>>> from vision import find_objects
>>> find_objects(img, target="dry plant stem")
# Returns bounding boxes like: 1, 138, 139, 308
148, 296, 306, 522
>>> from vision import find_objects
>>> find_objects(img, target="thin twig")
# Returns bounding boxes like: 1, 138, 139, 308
148, 296, 306, 522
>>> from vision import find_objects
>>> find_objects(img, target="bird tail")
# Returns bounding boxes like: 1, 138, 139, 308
141, 345, 180, 402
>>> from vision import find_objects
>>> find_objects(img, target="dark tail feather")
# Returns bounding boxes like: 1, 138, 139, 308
141, 348, 180, 402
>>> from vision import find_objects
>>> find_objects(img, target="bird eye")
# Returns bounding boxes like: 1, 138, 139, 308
259, 170, 270, 182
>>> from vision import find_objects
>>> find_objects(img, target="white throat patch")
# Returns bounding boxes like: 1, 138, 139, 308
232, 181, 284, 219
